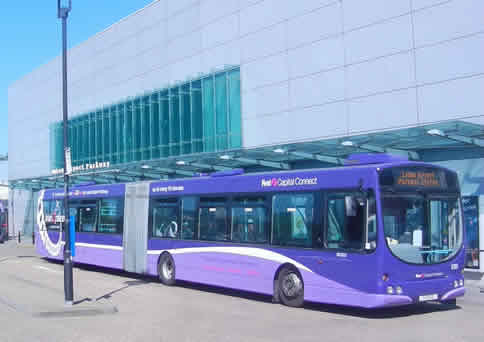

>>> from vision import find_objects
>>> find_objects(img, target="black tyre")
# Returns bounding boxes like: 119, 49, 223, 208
277, 266, 304, 308
158, 253, 176, 286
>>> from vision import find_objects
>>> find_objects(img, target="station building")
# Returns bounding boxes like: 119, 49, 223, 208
7, 0, 483, 270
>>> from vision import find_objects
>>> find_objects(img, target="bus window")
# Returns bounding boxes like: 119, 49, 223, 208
231, 197, 268, 244
98, 198, 124, 234
43, 200, 64, 231
79, 201, 98, 233
181, 197, 197, 240
272, 193, 314, 248
199, 198, 228, 242
151, 199, 179, 239
326, 192, 366, 250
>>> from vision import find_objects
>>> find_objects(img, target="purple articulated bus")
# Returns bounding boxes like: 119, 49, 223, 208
36, 154, 465, 309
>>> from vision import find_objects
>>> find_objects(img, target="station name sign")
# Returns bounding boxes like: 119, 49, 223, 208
261, 176, 318, 188
51, 161, 111, 175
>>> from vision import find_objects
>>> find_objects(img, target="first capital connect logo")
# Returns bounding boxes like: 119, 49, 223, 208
261, 176, 318, 187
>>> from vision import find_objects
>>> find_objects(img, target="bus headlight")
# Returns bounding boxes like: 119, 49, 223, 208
459, 279, 464, 287
453, 280, 458, 288
396, 286, 403, 295
387, 286, 394, 294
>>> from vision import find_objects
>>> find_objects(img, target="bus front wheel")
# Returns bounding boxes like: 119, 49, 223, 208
277, 266, 304, 308
158, 253, 176, 286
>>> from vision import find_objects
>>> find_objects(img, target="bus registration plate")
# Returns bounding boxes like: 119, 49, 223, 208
419, 294, 438, 302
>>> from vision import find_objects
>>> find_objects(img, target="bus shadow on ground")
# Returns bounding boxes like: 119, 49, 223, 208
303, 301, 461, 319
45, 259, 462, 318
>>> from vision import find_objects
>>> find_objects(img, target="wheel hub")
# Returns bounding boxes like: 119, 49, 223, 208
163, 260, 173, 279
282, 272, 302, 298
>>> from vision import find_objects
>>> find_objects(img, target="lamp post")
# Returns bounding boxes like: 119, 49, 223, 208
58, 0, 73, 305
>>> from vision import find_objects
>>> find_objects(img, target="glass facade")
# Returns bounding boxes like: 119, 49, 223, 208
50, 67, 242, 169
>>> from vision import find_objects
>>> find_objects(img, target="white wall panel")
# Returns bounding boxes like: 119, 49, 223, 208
166, 0, 198, 18
241, 23, 286, 62
343, 0, 411, 30
411, 0, 450, 10
166, 4, 200, 40
239, 0, 290, 36
413, 0, 484, 47
348, 88, 418, 133
289, 69, 345, 109
201, 14, 239, 50
288, 102, 347, 140
347, 52, 415, 98
243, 82, 289, 117
418, 75, 484, 123
287, 2, 342, 49
201, 40, 241, 73
242, 112, 291, 147
200, 0, 239, 25
345, 15, 413, 64
241, 53, 289, 91
287, 36, 344, 79
416, 33, 484, 84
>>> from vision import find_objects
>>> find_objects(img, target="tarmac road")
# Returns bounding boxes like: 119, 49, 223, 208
1, 240, 483, 342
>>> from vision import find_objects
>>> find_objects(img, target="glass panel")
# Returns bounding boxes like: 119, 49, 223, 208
160, 91, 170, 158
103, 108, 111, 163
181, 84, 192, 154
133, 98, 142, 161
151, 93, 160, 159
125, 101, 133, 162
79, 201, 98, 233
151, 199, 179, 238
96, 110, 103, 162
181, 197, 197, 240
272, 193, 314, 247
382, 195, 463, 264
228, 69, 242, 148
43, 200, 64, 230
232, 206, 268, 243
215, 73, 228, 150
199, 197, 228, 241
326, 192, 366, 250
202, 77, 215, 152
170, 88, 180, 156
99, 198, 124, 234
142, 96, 151, 160
191, 80, 203, 153
118, 103, 125, 164
462, 196, 480, 268
110, 106, 118, 165
87, 112, 93, 164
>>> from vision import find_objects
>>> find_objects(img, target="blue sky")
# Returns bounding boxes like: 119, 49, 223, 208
0, 0, 153, 157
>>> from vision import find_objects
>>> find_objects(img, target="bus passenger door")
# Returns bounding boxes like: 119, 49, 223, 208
123, 182, 150, 273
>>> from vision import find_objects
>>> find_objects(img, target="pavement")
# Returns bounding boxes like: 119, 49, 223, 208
1, 240, 484, 342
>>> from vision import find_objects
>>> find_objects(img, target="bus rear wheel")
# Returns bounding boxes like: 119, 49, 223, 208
278, 266, 304, 308
158, 253, 176, 286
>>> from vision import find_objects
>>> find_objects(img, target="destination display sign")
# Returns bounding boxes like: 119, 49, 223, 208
380, 167, 452, 190
396, 170, 443, 188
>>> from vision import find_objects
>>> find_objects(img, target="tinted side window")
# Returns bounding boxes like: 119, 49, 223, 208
199, 198, 228, 242
326, 192, 365, 250
181, 197, 197, 240
272, 193, 314, 247
43, 200, 64, 230
78, 201, 98, 232
98, 198, 124, 234
232, 197, 268, 244
151, 199, 179, 238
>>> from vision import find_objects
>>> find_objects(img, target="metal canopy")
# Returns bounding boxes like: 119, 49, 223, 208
9, 120, 484, 191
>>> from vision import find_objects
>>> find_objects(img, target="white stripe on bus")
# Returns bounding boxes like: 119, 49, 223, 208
147, 246, 313, 273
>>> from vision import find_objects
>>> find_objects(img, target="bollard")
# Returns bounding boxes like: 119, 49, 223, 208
18, 232, 21, 244
32, 231, 35, 245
